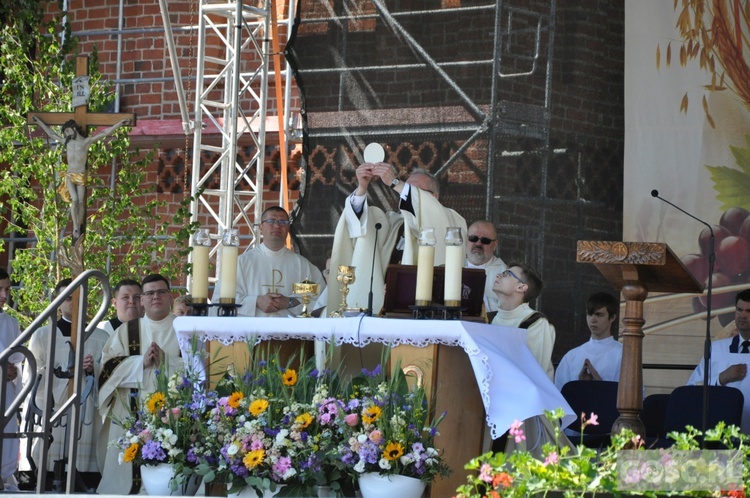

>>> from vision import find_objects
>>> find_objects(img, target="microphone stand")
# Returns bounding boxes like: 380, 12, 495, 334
651, 190, 714, 444
366, 223, 382, 316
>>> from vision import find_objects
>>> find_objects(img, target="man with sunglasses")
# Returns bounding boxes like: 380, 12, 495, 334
465, 220, 507, 315
213, 206, 325, 317
98, 274, 181, 494
328, 162, 467, 315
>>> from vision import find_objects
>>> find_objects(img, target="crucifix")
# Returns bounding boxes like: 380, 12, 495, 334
28, 55, 135, 247
26, 55, 135, 410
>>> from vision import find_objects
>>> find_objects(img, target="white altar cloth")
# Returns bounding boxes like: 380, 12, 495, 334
173, 315, 574, 438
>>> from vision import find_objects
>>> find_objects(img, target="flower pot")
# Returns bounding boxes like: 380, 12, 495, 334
315, 485, 335, 497
140, 463, 202, 496
226, 484, 285, 498
357, 473, 426, 498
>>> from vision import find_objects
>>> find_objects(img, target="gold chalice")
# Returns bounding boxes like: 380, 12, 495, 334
292, 280, 320, 318
331, 265, 356, 317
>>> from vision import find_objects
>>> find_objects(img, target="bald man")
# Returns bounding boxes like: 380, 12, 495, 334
465, 220, 507, 315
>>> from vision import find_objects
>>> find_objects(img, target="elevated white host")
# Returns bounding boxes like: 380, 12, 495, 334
363, 142, 385, 163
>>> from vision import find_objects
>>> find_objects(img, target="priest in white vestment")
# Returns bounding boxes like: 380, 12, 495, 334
0, 270, 21, 491
25, 278, 107, 488
687, 289, 750, 433
212, 206, 326, 317
328, 164, 467, 315
554, 292, 622, 390
464, 220, 507, 315
97, 274, 182, 495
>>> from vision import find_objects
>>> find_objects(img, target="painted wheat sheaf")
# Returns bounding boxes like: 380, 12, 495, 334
576, 241, 665, 265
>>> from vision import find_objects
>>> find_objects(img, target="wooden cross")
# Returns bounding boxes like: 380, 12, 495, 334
28, 56, 135, 132
27, 55, 135, 395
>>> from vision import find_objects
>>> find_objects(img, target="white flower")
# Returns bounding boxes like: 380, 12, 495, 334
276, 429, 289, 444
426, 458, 437, 466
378, 458, 391, 470
118, 452, 124, 465
426, 447, 438, 457
353, 460, 366, 473
357, 434, 368, 444
400, 455, 415, 465
282, 467, 297, 480
227, 443, 240, 456
129, 435, 139, 444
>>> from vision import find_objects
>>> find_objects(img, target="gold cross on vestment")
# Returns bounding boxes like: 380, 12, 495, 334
261, 269, 284, 293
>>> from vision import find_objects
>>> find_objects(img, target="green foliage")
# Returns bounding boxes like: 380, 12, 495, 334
0, 4, 196, 325
706, 135, 750, 211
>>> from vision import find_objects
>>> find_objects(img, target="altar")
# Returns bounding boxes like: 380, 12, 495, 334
173, 316, 574, 495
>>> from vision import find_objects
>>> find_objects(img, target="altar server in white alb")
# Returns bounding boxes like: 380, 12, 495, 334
97, 274, 181, 495
329, 163, 467, 314
212, 206, 325, 317
687, 289, 750, 433
0, 268, 21, 491
554, 292, 622, 390
491, 263, 555, 380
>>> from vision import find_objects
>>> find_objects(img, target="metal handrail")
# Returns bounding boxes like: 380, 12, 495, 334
0, 269, 110, 494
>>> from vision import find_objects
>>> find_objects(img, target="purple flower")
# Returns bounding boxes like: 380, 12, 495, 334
142, 440, 166, 462
272, 456, 292, 479
361, 364, 382, 377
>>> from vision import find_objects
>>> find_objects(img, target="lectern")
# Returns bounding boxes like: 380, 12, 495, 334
576, 241, 703, 436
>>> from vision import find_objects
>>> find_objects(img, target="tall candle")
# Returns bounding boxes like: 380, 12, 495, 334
415, 227, 436, 306
444, 227, 464, 305
220, 228, 239, 300
191, 228, 211, 300
415, 245, 435, 304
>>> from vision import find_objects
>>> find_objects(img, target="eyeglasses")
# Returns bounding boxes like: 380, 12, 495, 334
261, 219, 291, 226
142, 289, 170, 298
502, 269, 526, 284
468, 234, 496, 245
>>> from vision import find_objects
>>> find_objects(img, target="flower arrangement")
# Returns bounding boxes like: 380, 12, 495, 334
454, 409, 750, 498
190, 346, 347, 496
333, 362, 451, 484
112, 368, 204, 490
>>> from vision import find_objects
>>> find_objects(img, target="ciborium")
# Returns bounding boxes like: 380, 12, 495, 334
292, 280, 320, 318
331, 265, 356, 317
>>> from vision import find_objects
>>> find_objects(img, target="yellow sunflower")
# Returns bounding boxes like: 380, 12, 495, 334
243, 449, 265, 469
123, 443, 139, 463
145, 392, 166, 414
227, 391, 244, 409
282, 368, 298, 386
362, 405, 382, 424
249, 398, 269, 416
383, 441, 404, 461
295, 412, 313, 429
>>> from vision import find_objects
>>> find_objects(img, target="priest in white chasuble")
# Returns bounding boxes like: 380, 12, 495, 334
328, 163, 467, 315
211, 206, 326, 317
97, 274, 182, 495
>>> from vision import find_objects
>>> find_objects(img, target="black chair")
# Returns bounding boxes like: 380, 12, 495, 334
651, 385, 744, 448
664, 385, 744, 433
560, 380, 620, 448
641, 393, 670, 439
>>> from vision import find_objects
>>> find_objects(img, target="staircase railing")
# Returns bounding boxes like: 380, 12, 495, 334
0, 269, 110, 494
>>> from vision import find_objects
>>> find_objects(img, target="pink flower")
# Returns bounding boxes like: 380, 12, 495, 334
479, 463, 493, 483
588, 413, 599, 426
369, 430, 383, 443
509, 419, 525, 443
543, 451, 559, 466
171, 407, 181, 417
345, 413, 359, 427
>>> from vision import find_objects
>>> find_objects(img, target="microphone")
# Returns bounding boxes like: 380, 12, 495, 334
366, 223, 383, 316
651, 189, 715, 441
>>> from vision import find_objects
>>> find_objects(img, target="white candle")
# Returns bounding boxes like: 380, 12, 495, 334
220, 245, 239, 300
444, 245, 463, 303
415, 245, 435, 304
192, 245, 210, 299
